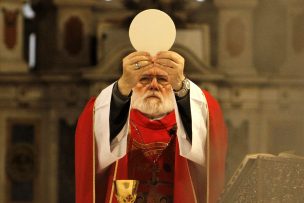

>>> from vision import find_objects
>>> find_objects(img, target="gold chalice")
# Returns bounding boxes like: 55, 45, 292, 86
114, 180, 139, 203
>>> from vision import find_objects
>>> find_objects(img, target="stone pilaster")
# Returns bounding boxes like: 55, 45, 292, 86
0, 0, 27, 72
0, 110, 6, 203
280, 0, 304, 76
54, 0, 95, 67
214, 0, 258, 75
45, 109, 58, 203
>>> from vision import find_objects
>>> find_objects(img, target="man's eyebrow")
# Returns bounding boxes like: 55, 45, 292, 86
141, 74, 168, 77
140, 74, 153, 79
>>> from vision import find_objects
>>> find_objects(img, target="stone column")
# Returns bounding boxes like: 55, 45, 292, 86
0, 0, 27, 72
54, 0, 94, 67
0, 111, 6, 203
46, 109, 59, 203
214, 0, 258, 76
280, 0, 304, 76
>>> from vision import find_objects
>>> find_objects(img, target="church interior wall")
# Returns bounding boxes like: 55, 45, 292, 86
0, 0, 303, 202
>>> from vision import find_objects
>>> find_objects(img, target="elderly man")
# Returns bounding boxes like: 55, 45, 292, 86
75, 51, 227, 203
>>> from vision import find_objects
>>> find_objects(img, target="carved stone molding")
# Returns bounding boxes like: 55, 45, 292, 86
55, 2, 93, 68
292, 11, 304, 54
0, 74, 89, 110
214, 0, 258, 9
0, 2, 27, 73
215, 0, 257, 75
226, 17, 245, 57
64, 16, 84, 56
226, 120, 249, 179
279, 1, 304, 75
54, 0, 95, 7
6, 143, 37, 182
2, 8, 19, 49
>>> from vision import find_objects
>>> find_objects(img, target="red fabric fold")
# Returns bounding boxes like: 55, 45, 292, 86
203, 90, 228, 203
173, 143, 197, 203
75, 98, 96, 203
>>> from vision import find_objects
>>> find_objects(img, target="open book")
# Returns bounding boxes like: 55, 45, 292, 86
218, 153, 304, 203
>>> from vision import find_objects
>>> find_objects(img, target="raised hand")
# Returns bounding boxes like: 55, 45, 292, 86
118, 51, 153, 96
153, 51, 186, 91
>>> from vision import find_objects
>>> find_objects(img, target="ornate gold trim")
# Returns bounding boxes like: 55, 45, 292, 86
132, 139, 169, 149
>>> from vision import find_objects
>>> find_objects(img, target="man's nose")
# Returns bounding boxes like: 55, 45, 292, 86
148, 77, 160, 90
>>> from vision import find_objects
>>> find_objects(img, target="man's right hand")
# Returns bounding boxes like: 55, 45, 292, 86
118, 51, 153, 96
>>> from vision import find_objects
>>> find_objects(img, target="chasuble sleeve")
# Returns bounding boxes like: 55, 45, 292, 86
203, 90, 228, 203
175, 80, 208, 166
175, 92, 192, 141
109, 82, 131, 142
94, 83, 129, 171
75, 98, 96, 203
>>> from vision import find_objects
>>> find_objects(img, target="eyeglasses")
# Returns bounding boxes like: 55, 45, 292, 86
139, 75, 170, 86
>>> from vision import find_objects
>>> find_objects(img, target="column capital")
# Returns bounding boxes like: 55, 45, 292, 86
0, 0, 23, 7
215, 0, 258, 75
282, 0, 304, 6
214, 0, 258, 9
0, 0, 28, 72
0, 0, 23, 4
54, 0, 95, 7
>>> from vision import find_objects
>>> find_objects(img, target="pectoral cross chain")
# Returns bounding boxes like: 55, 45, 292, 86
151, 164, 160, 185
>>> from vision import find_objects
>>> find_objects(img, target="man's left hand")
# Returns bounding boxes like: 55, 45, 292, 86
153, 51, 186, 90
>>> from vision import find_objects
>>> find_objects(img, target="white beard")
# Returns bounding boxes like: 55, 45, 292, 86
131, 89, 175, 119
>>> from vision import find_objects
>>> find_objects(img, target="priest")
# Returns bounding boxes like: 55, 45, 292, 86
75, 51, 227, 203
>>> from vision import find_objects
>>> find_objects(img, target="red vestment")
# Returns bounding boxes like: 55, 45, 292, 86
75, 90, 227, 203
127, 109, 176, 202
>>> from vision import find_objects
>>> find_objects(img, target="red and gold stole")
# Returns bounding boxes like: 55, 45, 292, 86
127, 109, 177, 202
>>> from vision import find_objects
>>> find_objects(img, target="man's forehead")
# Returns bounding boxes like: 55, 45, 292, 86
141, 67, 168, 76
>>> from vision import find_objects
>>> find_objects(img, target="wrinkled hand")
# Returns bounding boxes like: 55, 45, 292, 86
118, 51, 153, 96
153, 51, 185, 90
